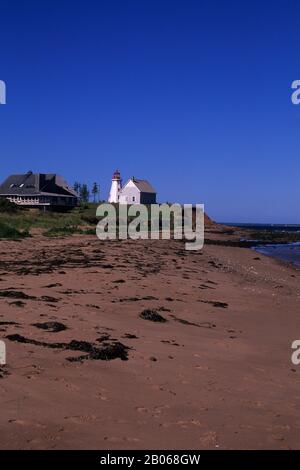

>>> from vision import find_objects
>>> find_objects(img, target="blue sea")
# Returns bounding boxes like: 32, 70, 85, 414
226, 223, 300, 233
224, 223, 300, 268
253, 243, 300, 268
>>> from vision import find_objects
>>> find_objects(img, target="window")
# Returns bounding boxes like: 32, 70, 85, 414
132, 196, 135, 202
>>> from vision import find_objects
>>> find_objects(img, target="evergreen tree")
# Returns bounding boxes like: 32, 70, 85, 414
73, 181, 81, 195
92, 182, 99, 203
80, 184, 90, 203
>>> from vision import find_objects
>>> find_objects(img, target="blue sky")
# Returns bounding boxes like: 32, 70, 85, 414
0, 0, 299, 223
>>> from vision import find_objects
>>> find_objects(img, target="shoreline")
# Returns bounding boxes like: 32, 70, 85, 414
205, 225, 300, 269
252, 243, 300, 269
0, 233, 300, 449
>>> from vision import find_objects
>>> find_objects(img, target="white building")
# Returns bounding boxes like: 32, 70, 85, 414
108, 170, 156, 204
108, 170, 122, 203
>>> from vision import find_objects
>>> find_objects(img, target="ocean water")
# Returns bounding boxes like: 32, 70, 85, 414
223, 223, 300, 268
253, 243, 300, 268
226, 223, 300, 233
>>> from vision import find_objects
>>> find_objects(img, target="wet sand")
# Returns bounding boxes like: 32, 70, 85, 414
0, 232, 300, 449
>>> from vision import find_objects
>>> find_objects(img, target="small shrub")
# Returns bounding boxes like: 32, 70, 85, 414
0, 198, 19, 213
0, 222, 29, 239
139, 309, 168, 323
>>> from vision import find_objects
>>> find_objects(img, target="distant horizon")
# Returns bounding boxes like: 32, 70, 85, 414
220, 221, 300, 227
0, 168, 300, 225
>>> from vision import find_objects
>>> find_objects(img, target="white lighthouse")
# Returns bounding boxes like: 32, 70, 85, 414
108, 170, 122, 203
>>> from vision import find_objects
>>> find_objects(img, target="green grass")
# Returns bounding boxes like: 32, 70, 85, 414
0, 198, 19, 213
42, 225, 84, 237
0, 202, 100, 237
0, 221, 30, 239
0, 202, 187, 239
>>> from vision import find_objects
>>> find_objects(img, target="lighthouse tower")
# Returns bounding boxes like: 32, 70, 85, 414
108, 170, 122, 203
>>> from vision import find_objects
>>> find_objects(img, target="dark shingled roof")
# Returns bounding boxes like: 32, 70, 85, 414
129, 178, 156, 194
0, 172, 78, 198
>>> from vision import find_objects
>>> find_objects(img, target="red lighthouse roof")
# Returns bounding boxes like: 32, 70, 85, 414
112, 170, 121, 180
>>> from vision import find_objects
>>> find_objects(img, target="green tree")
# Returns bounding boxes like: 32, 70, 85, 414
80, 184, 90, 203
92, 182, 99, 203
73, 181, 81, 195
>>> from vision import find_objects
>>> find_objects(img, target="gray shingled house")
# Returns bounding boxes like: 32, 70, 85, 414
118, 177, 157, 204
0, 171, 78, 210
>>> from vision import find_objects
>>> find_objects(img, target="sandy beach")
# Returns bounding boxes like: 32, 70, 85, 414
0, 229, 300, 450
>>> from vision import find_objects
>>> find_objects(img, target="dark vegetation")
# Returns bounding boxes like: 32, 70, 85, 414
32, 322, 68, 332
139, 309, 168, 323
6, 333, 130, 362
250, 230, 300, 243
0, 198, 99, 238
